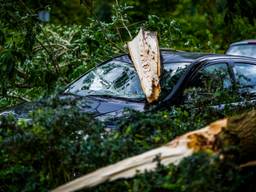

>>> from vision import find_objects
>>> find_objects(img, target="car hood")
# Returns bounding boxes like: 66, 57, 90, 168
0, 101, 42, 119
0, 94, 145, 126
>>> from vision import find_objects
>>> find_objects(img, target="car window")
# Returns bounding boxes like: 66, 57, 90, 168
164, 62, 190, 75
66, 60, 190, 100
160, 62, 189, 98
233, 62, 256, 97
183, 63, 235, 105
227, 45, 256, 58
65, 60, 145, 99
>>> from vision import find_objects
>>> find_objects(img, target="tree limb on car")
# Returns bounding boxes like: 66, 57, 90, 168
127, 28, 161, 103
52, 110, 256, 192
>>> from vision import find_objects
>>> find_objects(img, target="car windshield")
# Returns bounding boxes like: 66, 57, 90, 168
64, 60, 189, 100
227, 44, 256, 58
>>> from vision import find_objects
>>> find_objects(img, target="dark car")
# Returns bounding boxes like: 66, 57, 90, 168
2, 50, 256, 127
226, 40, 256, 58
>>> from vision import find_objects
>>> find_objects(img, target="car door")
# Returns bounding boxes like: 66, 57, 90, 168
182, 62, 238, 107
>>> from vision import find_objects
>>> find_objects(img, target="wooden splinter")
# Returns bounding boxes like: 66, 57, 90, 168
127, 28, 161, 103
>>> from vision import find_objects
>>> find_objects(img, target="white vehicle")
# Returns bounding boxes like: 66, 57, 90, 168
226, 40, 256, 58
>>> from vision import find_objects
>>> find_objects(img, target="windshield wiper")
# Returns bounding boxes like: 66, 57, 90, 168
88, 94, 145, 102
62, 92, 145, 102
61, 92, 81, 97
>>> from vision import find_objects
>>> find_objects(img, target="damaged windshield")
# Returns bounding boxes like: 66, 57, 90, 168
65, 61, 145, 99
65, 60, 189, 100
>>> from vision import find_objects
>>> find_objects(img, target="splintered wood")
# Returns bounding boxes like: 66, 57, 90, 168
127, 28, 161, 103
52, 118, 228, 192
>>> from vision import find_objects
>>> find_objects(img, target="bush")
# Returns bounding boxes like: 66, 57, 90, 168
1, 95, 256, 191
0, 99, 105, 191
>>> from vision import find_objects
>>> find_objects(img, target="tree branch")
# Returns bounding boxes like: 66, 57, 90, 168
115, 0, 132, 40
1, 93, 31, 102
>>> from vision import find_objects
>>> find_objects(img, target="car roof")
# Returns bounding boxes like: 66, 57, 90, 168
229, 39, 256, 46
161, 50, 208, 63
113, 50, 211, 65
113, 50, 256, 66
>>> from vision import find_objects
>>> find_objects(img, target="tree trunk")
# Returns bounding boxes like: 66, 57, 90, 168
52, 108, 256, 192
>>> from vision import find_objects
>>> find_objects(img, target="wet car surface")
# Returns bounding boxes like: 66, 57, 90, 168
2, 50, 256, 127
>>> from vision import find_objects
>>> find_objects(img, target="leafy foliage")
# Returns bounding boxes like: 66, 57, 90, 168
0, 0, 256, 191
1, 95, 256, 191
0, 99, 105, 191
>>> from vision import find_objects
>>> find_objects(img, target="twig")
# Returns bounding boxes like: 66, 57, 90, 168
14, 83, 32, 89
15, 68, 28, 79
115, 0, 132, 40
1, 93, 31, 102
47, 29, 72, 46
33, 43, 69, 52
116, 27, 124, 44
94, 20, 126, 53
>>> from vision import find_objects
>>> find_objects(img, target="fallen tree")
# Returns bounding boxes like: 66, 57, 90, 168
52, 110, 256, 192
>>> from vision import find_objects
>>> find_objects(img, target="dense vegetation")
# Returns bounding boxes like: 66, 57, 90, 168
1, 99, 256, 191
0, 0, 256, 191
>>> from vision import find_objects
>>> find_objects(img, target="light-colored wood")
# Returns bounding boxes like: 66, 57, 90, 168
127, 28, 161, 103
240, 160, 256, 168
52, 118, 227, 192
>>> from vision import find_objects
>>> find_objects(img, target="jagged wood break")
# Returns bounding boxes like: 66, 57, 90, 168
52, 110, 256, 192
127, 28, 161, 103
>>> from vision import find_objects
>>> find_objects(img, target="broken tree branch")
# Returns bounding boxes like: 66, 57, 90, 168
128, 28, 161, 103
240, 160, 256, 169
52, 110, 256, 192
